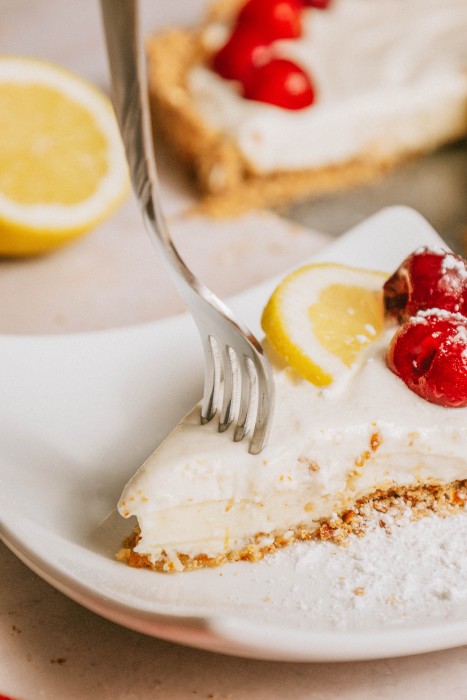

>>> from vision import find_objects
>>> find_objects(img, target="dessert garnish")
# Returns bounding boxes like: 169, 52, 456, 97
237, 0, 303, 41
211, 0, 332, 109
384, 248, 467, 407
211, 27, 271, 84
242, 58, 315, 110
383, 247, 467, 322
388, 311, 467, 408
261, 263, 386, 385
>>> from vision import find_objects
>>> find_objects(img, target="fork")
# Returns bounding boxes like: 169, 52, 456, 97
100, 0, 274, 454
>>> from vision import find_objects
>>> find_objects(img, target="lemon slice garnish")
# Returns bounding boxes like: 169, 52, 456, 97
0, 57, 129, 255
261, 263, 387, 385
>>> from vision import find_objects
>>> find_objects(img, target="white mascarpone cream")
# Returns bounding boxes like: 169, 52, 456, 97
188, 0, 467, 173
118, 329, 467, 570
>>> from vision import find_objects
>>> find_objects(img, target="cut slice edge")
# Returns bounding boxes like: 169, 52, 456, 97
261, 263, 388, 386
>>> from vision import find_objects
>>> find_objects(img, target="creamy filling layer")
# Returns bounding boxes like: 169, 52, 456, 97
188, 0, 467, 173
119, 331, 467, 565
134, 469, 464, 565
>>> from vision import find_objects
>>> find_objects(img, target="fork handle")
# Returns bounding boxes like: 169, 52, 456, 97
100, 0, 198, 291
100, 0, 264, 324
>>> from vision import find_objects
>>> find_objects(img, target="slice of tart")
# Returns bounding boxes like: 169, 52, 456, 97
147, 0, 467, 215
117, 249, 467, 572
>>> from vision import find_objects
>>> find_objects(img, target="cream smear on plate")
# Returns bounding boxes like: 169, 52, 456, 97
188, 0, 467, 173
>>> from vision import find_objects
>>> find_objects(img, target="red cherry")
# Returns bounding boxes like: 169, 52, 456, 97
242, 58, 315, 109
300, 0, 332, 7
212, 25, 272, 83
384, 248, 467, 323
237, 0, 303, 41
387, 312, 467, 407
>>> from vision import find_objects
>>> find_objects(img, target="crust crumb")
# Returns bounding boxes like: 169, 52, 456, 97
370, 431, 382, 452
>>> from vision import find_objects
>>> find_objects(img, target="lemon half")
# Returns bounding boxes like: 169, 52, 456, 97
0, 56, 129, 255
261, 263, 387, 385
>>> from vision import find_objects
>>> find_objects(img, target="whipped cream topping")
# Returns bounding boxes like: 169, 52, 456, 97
119, 329, 467, 567
188, 0, 467, 173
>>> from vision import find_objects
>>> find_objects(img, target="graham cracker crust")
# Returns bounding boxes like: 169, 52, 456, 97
116, 480, 467, 573
146, 5, 466, 218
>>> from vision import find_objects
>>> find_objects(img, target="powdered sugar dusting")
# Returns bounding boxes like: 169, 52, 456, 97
453, 326, 467, 344
441, 252, 467, 280
416, 308, 467, 322
256, 509, 467, 631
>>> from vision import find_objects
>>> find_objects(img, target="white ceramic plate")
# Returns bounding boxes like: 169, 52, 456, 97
2, 206, 467, 662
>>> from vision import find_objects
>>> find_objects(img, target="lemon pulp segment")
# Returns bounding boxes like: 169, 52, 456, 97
261, 263, 387, 385
0, 84, 108, 205
309, 283, 384, 367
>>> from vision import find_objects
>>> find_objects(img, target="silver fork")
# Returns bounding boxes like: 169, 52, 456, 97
100, 0, 274, 454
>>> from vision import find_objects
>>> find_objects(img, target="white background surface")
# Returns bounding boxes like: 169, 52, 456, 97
1, 1, 467, 698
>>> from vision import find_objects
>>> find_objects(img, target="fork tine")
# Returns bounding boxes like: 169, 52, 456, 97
248, 358, 274, 455
234, 355, 253, 442
219, 346, 236, 432
200, 335, 220, 424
